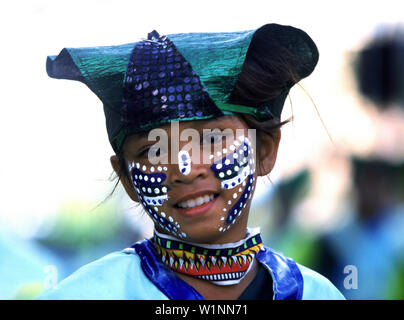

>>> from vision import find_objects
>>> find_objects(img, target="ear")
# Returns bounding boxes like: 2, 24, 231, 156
110, 155, 140, 202
255, 129, 281, 177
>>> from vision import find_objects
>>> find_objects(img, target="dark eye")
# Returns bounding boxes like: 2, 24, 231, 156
139, 146, 164, 158
202, 133, 222, 145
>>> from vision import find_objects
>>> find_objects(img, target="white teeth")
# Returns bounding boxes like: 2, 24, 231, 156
177, 194, 215, 209
196, 197, 204, 206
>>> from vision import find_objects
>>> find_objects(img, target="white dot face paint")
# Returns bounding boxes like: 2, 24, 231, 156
128, 161, 186, 239
209, 135, 256, 232
178, 150, 191, 176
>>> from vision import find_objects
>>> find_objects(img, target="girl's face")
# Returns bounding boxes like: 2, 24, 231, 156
115, 115, 280, 244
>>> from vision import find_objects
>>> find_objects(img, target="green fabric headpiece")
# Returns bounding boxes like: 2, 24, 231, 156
46, 24, 319, 152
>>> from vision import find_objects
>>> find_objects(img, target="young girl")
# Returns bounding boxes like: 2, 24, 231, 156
41, 23, 344, 300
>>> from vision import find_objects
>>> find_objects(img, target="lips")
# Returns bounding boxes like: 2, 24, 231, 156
173, 190, 220, 217
177, 194, 215, 209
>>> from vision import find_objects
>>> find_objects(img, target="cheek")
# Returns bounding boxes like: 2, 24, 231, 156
209, 135, 256, 231
128, 162, 187, 239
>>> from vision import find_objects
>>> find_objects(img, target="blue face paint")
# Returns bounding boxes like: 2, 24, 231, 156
209, 136, 255, 229
129, 163, 186, 239
225, 174, 254, 224
131, 168, 169, 206
178, 150, 191, 175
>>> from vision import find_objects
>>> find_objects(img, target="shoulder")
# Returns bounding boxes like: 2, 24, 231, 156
38, 248, 168, 300
297, 263, 345, 300
258, 246, 345, 300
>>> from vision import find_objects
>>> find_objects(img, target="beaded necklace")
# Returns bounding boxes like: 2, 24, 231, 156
153, 228, 263, 285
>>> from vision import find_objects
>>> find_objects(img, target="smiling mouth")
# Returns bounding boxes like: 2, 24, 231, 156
174, 193, 219, 209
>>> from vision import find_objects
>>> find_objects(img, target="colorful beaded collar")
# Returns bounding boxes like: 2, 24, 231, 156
152, 228, 263, 285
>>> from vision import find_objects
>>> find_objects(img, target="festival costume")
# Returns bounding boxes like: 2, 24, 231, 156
41, 24, 344, 299
39, 228, 344, 300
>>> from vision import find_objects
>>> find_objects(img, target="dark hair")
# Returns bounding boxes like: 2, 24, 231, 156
106, 38, 299, 199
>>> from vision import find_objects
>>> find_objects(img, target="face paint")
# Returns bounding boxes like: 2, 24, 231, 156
178, 150, 191, 175
209, 135, 255, 232
128, 161, 187, 239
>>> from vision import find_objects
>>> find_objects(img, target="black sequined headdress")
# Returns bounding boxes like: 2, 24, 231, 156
46, 24, 319, 152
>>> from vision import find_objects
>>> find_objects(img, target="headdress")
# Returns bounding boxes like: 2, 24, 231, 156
46, 23, 318, 152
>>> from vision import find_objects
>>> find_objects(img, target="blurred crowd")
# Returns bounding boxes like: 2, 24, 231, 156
259, 25, 404, 299
1, 24, 404, 300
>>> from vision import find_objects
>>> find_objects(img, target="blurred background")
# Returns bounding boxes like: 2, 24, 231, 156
0, 0, 403, 299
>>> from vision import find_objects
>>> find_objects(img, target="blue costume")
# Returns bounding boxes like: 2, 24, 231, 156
39, 239, 344, 300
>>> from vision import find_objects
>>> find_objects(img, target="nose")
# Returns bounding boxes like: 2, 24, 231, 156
169, 149, 209, 185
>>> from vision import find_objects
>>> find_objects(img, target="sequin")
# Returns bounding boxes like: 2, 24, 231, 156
122, 31, 222, 131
